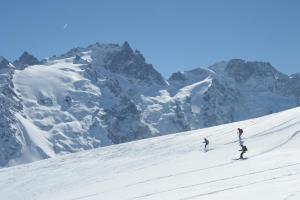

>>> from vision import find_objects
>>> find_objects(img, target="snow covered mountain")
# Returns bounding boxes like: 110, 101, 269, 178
1, 107, 300, 200
0, 42, 300, 167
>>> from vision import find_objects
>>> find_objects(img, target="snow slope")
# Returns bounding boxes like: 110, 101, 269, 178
1, 107, 300, 200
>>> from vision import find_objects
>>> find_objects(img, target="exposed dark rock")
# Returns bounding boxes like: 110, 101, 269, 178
13, 52, 40, 70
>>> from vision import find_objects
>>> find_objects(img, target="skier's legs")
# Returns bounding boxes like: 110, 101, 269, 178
239, 139, 244, 147
240, 151, 245, 159
238, 134, 242, 140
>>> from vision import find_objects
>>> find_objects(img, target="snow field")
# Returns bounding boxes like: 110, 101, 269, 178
1, 107, 300, 199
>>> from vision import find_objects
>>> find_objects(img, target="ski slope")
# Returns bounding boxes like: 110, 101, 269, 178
1, 107, 300, 200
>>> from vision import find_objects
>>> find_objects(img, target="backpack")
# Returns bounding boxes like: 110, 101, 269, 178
243, 146, 248, 151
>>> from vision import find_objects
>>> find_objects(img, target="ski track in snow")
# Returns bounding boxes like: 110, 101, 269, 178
178, 173, 298, 200
251, 130, 300, 157
126, 163, 300, 200
1, 107, 300, 200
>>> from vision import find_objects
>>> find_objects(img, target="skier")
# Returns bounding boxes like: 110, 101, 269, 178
237, 128, 244, 146
239, 145, 248, 159
203, 138, 209, 152
237, 128, 243, 139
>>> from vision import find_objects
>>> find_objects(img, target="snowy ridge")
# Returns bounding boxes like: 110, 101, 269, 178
0, 42, 299, 166
0, 107, 300, 199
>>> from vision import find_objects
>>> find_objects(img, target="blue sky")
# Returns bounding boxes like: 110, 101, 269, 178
0, 0, 299, 78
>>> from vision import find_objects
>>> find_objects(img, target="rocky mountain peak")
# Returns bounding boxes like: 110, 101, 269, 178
169, 72, 187, 82
0, 56, 10, 68
13, 51, 40, 70
224, 59, 281, 82
0, 56, 5, 62
100, 42, 166, 86
122, 41, 133, 54
169, 67, 214, 86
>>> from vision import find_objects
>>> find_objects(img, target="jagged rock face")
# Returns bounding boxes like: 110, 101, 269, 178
200, 79, 237, 127
13, 52, 40, 70
0, 95, 22, 166
220, 59, 300, 98
282, 74, 300, 101
0, 56, 10, 67
1, 43, 300, 167
169, 68, 212, 84
225, 59, 261, 82
0, 57, 23, 166
73, 55, 89, 64
289, 74, 300, 97
105, 97, 151, 144
169, 72, 187, 82
103, 42, 167, 86
224, 59, 284, 87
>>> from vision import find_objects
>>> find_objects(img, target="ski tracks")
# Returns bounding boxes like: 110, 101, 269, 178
179, 172, 298, 200
125, 163, 300, 200
251, 130, 300, 158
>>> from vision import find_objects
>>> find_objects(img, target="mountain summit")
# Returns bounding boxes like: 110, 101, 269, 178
13, 51, 40, 70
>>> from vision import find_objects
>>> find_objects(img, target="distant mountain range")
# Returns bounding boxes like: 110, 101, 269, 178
0, 42, 299, 167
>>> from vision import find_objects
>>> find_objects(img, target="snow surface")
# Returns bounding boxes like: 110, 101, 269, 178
1, 107, 300, 200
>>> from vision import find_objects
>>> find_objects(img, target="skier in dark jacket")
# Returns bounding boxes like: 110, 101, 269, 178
237, 128, 243, 139
239, 145, 248, 159
203, 138, 209, 151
